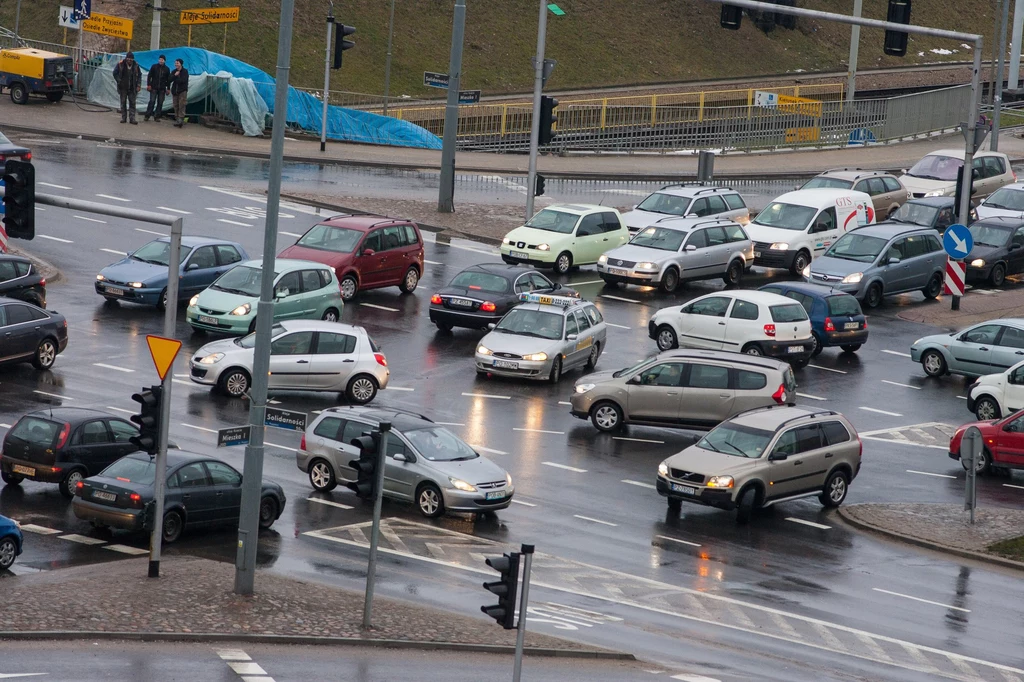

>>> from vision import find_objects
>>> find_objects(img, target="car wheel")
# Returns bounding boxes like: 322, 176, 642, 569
548, 356, 563, 384
810, 333, 823, 357
601, 277, 620, 288
974, 396, 1001, 421
990, 263, 1006, 288
60, 469, 84, 499
923, 272, 943, 299
741, 343, 763, 357
416, 483, 445, 518
259, 496, 279, 529
10, 82, 28, 105
157, 288, 168, 311
0, 537, 17, 570
190, 325, 207, 336
667, 497, 682, 513
347, 374, 378, 404
321, 307, 340, 323
32, 338, 57, 370
790, 250, 811, 277
585, 342, 600, 370
723, 259, 743, 286
399, 267, 420, 294
340, 275, 358, 302
921, 350, 947, 377
162, 510, 184, 543
554, 252, 573, 275
103, 297, 120, 305
1, 472, 24, 485
790, 356, 809, 369
819, 470, 849, 508
735, 486, 758, 524
308, 459, 338, 491
961, 447, 992, 475
656, 325, 678, 351
840, 344, 861, 353
660, 267, 680, 293
218, 368, 251, 398
435, 321, 453, 332
865, 282, 883, 309
590, 401, 623, 432
46, 91, 64, 103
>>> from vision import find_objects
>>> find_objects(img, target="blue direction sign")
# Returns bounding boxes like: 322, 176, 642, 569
73, 0, 91, 20
943, 223, 973, 260
265, 407, 307, 431
423, 71, 449, 89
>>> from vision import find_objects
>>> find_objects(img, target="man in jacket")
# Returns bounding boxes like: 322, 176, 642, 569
144, 55, 171, 122
169, 59, 189, 128
112, 51, 142, 124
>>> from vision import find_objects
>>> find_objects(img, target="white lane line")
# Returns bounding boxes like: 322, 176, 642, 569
96, 193, 131, 202
0, 423, 10, 428
19, 523, 62, 535
157, 206, 191, 215
471, 445, 508, 455
75, 215, 107, 224
605, 322, 632, 329
907, 469, 957, 479
511, 499, 536, 507
172, 378, 195, 387
795, 392, 827, 401
785, 517, 832, 530
656, 534, 702, 548
387, 386, 415, 392
93, 362, 134, 373
881, 380, 921, 390
613, 436, 665, 444
37, 234, 73, 243
227, 662, 267, 676
881, 349, 912, 358
573, 514, 618, 527
59, 534, 107, 545
280, 231, 302, 238
308, 497, 353, 510
622, 479, 657, 490
104, 544, 150, 555
862, 435, 948, 451
671, 675, 722, 682
1005, 484, 1024, 490
957, 396, 968, 400
424, 259, 443, 265
542, 462, 587, 473
36, 207, 46, 211
40, 181, 72, 189
100, 248, 128, 256
462, 392, 511, 400
136, 228, 166, 236
872, 588, 971, 613
600, 294, 641, 304
859, 407, 902, 417
360, 302, 400, 312
216, 649, 252, 661
174, 373, 190, 378
435, 421, 465, 426
266, 442, 297, 452
808, 364, 847, 374
513, 427, 565, 435
557, 401, 572, 406
105, 406, 134, 414
33, 390, 73, 400
217, 218, 253, 227
180, 424, 217, 434
572, 280, 605, 286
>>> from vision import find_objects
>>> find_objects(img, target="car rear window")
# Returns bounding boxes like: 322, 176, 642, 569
736, 370, 767, 390
724, 194, 746, 210
821, 421, 851, 446
100, 456, 155, 484
769, 304, 808, 323
8, 417, 62, 446
802, 177, 854, 190
826, 295, 862, 317
449, 271, 509, 293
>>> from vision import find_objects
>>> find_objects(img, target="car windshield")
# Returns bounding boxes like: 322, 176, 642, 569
969, 222, 1013, 248
613, 356, 656, 378
0, 131, 12, 145
824, 233, 888, 263
752, 202, 817, 231
770, 303, 808, 323
236, 324, 286, 348
211, 265, 263, 296
801, 177, 853, 190
403, 427, 480, 462
101, 456, 155, 485
906, 154, 962, 181
697, 423, 774, 459
449, 271, 509, 293
8, 416, 61, 445
636, 192, 690, 216
494, 308, 563, 340
296, 224, 363, 253
524, 209, 579, 234
981, 188, 1024, 212
890, 202, 939, 226
826, 295, 862, 317
629, 226, 687, 251
131, 241, 193, 266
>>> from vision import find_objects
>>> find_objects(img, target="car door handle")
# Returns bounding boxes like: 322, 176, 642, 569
666, 391, 678, 395
719, 394, 730, 399
603, 238, 609, 241
343, 358, 355, 363
825, 452, 834, 458
980, 347, 990, 351
1016, 351, 1024, 355
182, 493, 191, 500
297, 360, 309, 364
793, 460, 804, 465
215, 491, 224, 497
718, 321, 726, 325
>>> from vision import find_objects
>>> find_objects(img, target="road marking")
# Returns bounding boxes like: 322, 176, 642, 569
59, 534, 107, 545
360, 302, 400, 312
226, 662, 267, 676
171, 378, 195, 387
157, 206, 191, 215
957, 395, 967, 400
37, 234, 73, 243
511, 499, 536, 507
435, 421, 465, 426
135, 228, 166, 236
100, 248, 128, 256
859, 407, 902, 417
907, 469, 957, 479
542, 462, 587, 473
180, 424, 217, 433
872, 588, 970, 613
217, 218, 252, 227
0, 423, 10, 428
74, 215, 107, 224
266, 442, 296, 452
862, 435, 948, 451
308, 497, 353, 510
572, 279, 605, 286
93, 362, 134, 373
387, 386, 415, 392
96, 193, 131, 202
622, 479, 657, 489
104, 544, 150, 555
671, 675, 721, 682
462, 392, 511, 400
424, 259, 443, 265
574, 514, 618, 527
614, 436, 666, 444
795, 392, 826, 401
40, 181, 72, 189
18, 523, 62, 535
280, 231, 302, 238
216, 649, 252, 661
785, 517, 831, 530
605, 322, 632, 329
655, 534, 702, 548
471, 445, 508, 455
881, 380, 921, 390
558, 400, 572, 406
808, 364, 847, 374
106, 406, 134, 414
600, 294, 641, 304
1005, 484, 1024, 490
33, 390, 72, 400
513, 427, 565, 435
881, 349, 911, 358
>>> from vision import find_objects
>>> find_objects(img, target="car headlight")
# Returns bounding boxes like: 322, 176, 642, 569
842, 272, 863, 284
96, 274, 106, 281
575, 383, 596, 394
506, 472, 513, 487
913, 338, 923, 346
598, 254, 608, 264
505, 238, 514, 245
769, 242, 789, 250
924, 190, 945, 197
189, 295, 199, 307
536, 243, 550, 251
707, 475, 734, 488
658, 462, 669, 477
801, 265, 810, 278
971, 258, 986, 268
449, 477, 477, 492
637, 262, 659, 271
129, 282, 144, 289
198, 352, 224, 365
230, 303, 252, 316
477, 345, 493, 356
523, 352, 548, 362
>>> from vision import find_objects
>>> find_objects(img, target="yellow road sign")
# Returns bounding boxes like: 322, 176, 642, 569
146, 335, 182, 381
82, 13, 134, 40
180, 7, 240, 25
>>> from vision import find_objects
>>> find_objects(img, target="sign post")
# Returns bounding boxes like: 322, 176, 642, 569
943, 223, 973, 311
961, 426, 982, 524
144, 331, 182, 578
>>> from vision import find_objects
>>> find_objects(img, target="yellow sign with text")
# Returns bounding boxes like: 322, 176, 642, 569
180, 7, 241, 25
777, 94, 822, 118
81, 13, 134, 40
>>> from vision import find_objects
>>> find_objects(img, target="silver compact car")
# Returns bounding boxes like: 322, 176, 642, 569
911, 318, 1024, 378
296, 407, 514, 517
189, 319, 389, 402
475, 293, 608, 383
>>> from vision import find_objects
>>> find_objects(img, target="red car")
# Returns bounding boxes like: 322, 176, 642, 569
948, 409, 1024, 475
278, 215, 424, 302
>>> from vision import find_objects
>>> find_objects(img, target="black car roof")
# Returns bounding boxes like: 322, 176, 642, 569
907, 196, 955, 208
0, 254, 30, 264
462, 263, 539, 277
23, 407, 125, 424
124, 450, 216, 467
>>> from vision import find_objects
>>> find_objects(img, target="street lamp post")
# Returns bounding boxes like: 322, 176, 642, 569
383, 0, 397, 116
524, 0, 549, 222
437, 0, 467, 213
320, 2, 335, 153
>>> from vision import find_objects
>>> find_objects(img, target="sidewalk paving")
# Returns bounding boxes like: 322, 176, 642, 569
895, 283, 1024, 330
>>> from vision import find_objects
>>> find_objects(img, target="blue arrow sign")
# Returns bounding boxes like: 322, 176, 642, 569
943, 223, 973, 260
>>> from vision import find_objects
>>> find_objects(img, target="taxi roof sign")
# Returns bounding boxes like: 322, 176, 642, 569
146, 334, 182, 381
518, 292, 579, 307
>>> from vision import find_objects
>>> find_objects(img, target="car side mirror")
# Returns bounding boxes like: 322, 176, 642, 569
887, 257, 901, 266
1011, 243, 1022, 251
186, 262, 200, 271
768, 451, 789, 461
685, 213, 698, 218
631, 205, 638, 210
626, 375, 641, 385
566, 333, 578, 341
275, 288, 289, 299
487, 323, 496, 330
362, 248, 376, 257
553, 282, 561, 289
394, 452, 410, 463
685, 244, 697, 252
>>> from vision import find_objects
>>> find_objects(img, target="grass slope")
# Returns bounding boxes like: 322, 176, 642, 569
0, 0, 1004, 98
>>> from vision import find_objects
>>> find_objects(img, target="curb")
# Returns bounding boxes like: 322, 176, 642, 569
7, 244, 65, 287
837, 506, 1024, 572
0, 631, 634, 659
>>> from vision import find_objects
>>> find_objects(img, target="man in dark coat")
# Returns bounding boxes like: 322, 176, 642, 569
169, 59, 190, 128
144, 55, 172, 122
112, 51, 142, 124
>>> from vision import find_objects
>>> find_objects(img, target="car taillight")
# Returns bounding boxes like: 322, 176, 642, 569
374, 352, 388, 367
857, 434, 863, 458
763, 324, 776, 337
56, 422, 71, 449
430, 294, 442, 305
23, 152, 31, 161
824, 317, 835, 332
39, 278, 46, 287
300, 434, 306, 450
772, 384, 787, 404
75, 481, 84, 491
130, 493, 141, 502
481, 301, 497, 312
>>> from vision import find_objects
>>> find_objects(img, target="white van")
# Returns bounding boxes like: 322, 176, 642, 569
746, 188, 874, 275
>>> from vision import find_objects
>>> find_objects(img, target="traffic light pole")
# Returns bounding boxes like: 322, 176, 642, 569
512, 543, 535, 682
362, 421, 390, 629
524, 0, 548, 223
437, 0, 467, 213
320, 3, 334, 153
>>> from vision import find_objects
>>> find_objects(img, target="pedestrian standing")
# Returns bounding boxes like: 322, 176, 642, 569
112, 51, 142, 125
144, 54, 172, 122
170, 59, 190, 128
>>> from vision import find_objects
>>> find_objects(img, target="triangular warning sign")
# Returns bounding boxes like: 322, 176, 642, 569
146, 335, 183, 381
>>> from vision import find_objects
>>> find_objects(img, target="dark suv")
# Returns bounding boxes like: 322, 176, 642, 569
278, 214, 425, 302
0, 255, 46, 307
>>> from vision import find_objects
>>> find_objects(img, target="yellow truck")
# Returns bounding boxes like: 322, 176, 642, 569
0, 48, 74, 105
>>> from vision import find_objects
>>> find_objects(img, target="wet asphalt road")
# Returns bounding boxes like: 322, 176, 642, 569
2, 138, 1024, 681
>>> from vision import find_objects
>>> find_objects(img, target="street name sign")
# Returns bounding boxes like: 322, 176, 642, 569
218, 425, 251, 447
424, 71, 449, 89
265, 407, 307, 431
180, 7, 241, 25
82, 13, 134, 40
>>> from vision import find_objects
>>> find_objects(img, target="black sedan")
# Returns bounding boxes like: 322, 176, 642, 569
0, 130, 31, 163
0, 254, 46, 307
72, 451, 286, 543
965, 217, 1024, 287
428, 263, 578, 332
0, 297, 67, 370
888, 196, 974, 233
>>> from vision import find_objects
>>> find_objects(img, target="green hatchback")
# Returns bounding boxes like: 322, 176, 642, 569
186, 259, 343, 335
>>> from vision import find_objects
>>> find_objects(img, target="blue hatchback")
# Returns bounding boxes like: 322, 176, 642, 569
95, 237, 250, 309
0, 514, 24, 571
758, 282, 868, 356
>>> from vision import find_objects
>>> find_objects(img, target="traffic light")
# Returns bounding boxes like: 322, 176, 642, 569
347, 428, 383, 500
720, 4, 742, 30
535, 173, 546, 197
333, 24, 356, 69
539, 96, 558, 145
481, 552, 520, 629
130, 385, 163, 455
883, 0, 911, 57
2, 159, 35, 240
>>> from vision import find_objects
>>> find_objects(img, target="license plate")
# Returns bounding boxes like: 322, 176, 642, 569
12, 464, 35, 477
844, 322, 859, 330
609, 267, 629, 276
198, 315, 218, 325
93, 491, 117, 502
510, 250, 529, 259
105, 286, 125, 296
485, 490, 506, 500
787, 345, 803, 354
494, 360, 519, 370
670, 483, 696, 495
449, 297, 473, 308
754, 251, 762, 258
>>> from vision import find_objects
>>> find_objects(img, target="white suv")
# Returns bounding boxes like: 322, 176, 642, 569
648, 291, 814, 368
967, 359, 1024, 420
621, 185, 749, 234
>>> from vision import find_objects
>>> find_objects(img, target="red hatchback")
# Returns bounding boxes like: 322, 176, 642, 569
278, 215, 425, 302
949, 409, 1024, 475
